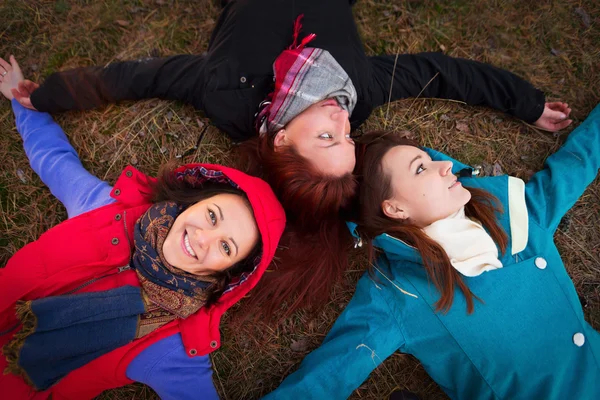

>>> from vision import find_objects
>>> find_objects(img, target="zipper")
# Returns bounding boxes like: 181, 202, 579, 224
63, 265, 131, 295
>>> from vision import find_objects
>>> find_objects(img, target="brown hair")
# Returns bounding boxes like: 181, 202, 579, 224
152, 161, 262, 307
234, 135, 356, 320
356, 131, 507, 314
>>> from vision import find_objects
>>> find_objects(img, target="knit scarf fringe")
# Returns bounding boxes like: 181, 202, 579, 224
2, 301, 39, 390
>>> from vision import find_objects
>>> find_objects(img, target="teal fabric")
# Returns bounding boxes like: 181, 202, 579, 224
267, 104, 600, 400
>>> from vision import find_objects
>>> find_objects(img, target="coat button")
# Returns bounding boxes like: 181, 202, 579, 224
189, 348, 197, 356
114, 188, 121, 196
573, 333, 585, 347
125, 170, 133, 178
114, 214, 122, 221
240, 76, 247, 83
210, 340, 218, 348
534, 257, 547, 269
111, 237, 119, 245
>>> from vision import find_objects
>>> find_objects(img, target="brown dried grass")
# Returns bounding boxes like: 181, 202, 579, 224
0, 1, 598, 399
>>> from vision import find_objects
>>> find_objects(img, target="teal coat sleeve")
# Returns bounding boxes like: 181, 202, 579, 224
264, 274, 405, 399
526, 104, 600, 231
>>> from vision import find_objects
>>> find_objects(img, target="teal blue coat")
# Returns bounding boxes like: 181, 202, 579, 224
266, 104, 600, 400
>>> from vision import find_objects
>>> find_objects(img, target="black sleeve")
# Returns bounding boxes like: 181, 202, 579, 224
368, 52, 545, 124
30, 55, 206, 113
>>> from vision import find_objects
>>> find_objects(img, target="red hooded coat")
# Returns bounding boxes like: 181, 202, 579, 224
0, 164, 286, 399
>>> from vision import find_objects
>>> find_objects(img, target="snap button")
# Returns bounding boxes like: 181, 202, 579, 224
114, 214, 122, 221
114, 188, 121, 196
125, 170, 133, 178
240, 76, 247, 83
210, 340, 218, 348
534, 257, 547, 270
189, 348, 197, 356
111, 237, 119, 245
573, 333, 585, 347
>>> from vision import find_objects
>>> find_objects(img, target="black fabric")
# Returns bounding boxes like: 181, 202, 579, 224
30, 0, 545, 142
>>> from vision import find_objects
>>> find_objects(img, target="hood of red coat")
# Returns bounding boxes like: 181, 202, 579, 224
170, 163, 286, 312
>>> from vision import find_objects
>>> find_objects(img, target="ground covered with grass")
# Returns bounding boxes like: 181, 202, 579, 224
1, 1, 599, 399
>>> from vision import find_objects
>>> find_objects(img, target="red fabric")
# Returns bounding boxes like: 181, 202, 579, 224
0, 164, 286, 399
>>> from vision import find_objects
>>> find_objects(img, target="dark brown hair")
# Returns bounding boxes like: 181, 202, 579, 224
152, 161, 262, 307
234, 134, 356, 320
356, 131, 508, 314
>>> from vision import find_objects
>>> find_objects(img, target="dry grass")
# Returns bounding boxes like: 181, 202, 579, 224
1, 1, 599, 399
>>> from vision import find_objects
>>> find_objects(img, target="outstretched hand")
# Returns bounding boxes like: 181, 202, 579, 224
0, 55, 38, 109
534, 102, 572, 132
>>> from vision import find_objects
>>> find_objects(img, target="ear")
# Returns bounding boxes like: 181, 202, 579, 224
382, 199, 409, 221
273, 129, 288, 148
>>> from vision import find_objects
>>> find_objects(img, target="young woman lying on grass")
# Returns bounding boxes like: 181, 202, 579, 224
0, 56, 285, 399
7, 0, 572, 319
265, 109, 600, 399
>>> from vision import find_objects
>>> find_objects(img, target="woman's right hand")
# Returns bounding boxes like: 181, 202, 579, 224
0, 55, 38, 109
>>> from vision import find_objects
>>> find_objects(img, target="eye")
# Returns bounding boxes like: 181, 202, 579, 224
416, 163, 426, 174
319, 132, 333, 139
221, 241, 231, 256
208, 209, 217, 226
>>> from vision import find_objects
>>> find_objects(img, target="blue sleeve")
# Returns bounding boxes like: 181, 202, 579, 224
264, 274, 405, 400
127, 334, 219, 400
525, 104, 600, 231
11, 99, 114, 218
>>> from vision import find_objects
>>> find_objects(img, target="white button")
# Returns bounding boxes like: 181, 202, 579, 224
573, 333, 585, 347
534, 257, 547, 269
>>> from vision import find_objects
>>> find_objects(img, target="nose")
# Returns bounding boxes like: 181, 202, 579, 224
194, 228, 215, 250
439, 160, 453, 176
331, 109, 349, 133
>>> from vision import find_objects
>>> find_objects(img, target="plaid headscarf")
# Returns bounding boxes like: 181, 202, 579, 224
256, 15, 357, 135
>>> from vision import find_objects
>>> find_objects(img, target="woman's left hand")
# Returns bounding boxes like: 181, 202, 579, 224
534, 102, 573, 131
0, 55, 25, 101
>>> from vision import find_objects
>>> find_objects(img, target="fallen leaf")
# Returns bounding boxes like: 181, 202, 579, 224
492, 162, 503, 176
574, 7, 591, 28
115, 19, 129, 27
398, 130, 415, 140
456, 121, 470, 133
16, 169, 27, 184
290, 338, 308, 352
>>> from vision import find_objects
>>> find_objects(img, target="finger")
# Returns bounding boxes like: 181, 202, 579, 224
22, 79, 39, 93
12, 88, 34, 109
544, 109, 567, 120
546, 101, 565, 109
9, 55, 21, 74
0, 57, 11, 72
553, 119, 573, 131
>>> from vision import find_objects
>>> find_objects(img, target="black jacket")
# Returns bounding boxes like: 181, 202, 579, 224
30, 0, 545, 143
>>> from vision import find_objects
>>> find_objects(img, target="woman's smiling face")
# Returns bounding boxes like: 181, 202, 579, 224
162, 193, 259, 276
381, 145, 472, 227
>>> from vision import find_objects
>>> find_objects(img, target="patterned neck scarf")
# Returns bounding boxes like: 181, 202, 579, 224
256, 15, 357, 135
133, 201, 216, 319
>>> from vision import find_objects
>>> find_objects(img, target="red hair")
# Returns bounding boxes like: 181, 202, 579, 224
357, 131, 507, 314
235, 135, 357, 319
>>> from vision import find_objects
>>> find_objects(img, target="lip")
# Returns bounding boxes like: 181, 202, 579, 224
321, 98, 339, 108
180, 231, 196, 259
448, 180, 461, 189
